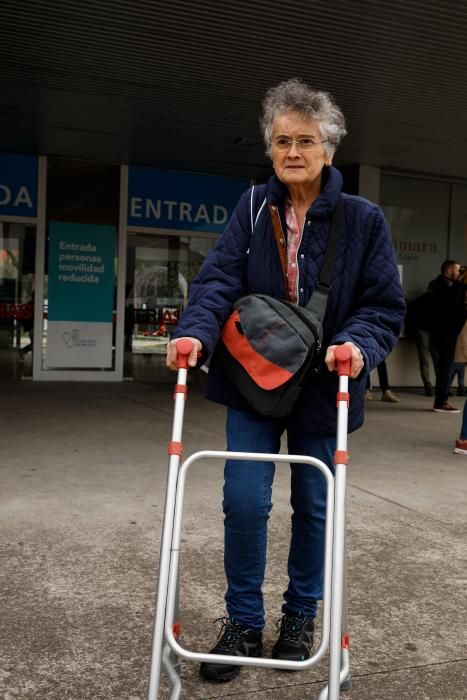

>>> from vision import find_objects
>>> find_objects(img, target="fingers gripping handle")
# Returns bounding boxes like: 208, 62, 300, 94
175, 339, 195, 369
335, 345, 352, 376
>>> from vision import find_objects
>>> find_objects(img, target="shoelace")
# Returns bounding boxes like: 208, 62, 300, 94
275, 614, 307, 642
213, 616, 244, 651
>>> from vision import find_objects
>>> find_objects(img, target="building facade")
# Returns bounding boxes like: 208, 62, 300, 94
1, 153, 466, 386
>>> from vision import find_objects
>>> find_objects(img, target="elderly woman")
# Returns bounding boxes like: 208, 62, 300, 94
166, 78, 405, 682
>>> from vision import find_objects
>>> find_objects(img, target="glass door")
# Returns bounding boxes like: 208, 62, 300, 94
125, 231, 216, 381
0, 222, 36, 379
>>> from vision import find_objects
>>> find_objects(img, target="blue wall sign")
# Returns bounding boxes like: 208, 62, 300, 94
127, 167, 249, 234
48, 222, 116, 322
0, 153, 38, 218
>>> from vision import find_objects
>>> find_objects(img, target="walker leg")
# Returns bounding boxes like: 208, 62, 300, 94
322, 354, 351, 700
340, 508, 351, 692
163, 644, 182, 700
147, 455, 181, 700
340, 652, 352, 691
317, 481, 351, 699
317, 653, 351, 700
327, 462, 346, 700
319, 579, 351, 695
147, 361, 189, 700
162, 581, 182, 699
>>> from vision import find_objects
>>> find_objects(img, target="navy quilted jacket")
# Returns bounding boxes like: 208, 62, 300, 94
173, 165, 405, 435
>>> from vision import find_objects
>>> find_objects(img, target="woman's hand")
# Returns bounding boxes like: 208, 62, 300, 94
325, 341, 364, 379
166, 337, 203, 370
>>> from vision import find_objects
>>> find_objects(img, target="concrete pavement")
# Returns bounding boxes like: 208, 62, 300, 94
0, 377, 465, 699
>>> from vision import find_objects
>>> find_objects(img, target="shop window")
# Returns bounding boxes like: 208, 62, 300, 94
124, 231, 216, 380
449, 184, 467, 266
380, 175, 450, 298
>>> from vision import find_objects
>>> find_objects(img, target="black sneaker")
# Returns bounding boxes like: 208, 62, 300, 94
199, 617, 263, 682
271, 613, 314, 662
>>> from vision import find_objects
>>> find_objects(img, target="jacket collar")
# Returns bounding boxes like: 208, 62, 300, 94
266, 165, 343, 219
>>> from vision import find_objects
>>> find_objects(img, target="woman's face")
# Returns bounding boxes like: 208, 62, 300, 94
270, 111, 332, 188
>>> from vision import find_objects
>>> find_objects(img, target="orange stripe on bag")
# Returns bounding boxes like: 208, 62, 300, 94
221, 311, 293, 390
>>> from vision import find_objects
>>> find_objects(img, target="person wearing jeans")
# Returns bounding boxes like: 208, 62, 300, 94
449, 362, 465, 396
453, 314, 467, 453
454, 401, 467, 454
224, 408, 335, 629
166, 79, 405, 683
365, 359, 400, 403
427, 261, 465, 413
415, 329, 437, 396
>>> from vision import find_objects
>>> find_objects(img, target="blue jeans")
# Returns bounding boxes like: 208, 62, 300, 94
223, 407, 335, 630
460, 400, 467, 440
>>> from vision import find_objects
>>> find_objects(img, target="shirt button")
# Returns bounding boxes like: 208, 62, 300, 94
300, 288, 304, 293
307, 221, 311, 226
300, 254, 305, 259
291, 263, 296, 268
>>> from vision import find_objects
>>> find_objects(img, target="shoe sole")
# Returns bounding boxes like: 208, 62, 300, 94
271, 649, 311, 671
199, 667, 241, 682
200, 646, 263, 683
433, 409, 460, 413
453, 448, 467, 454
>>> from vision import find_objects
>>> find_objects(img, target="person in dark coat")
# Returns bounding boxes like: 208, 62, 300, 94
166, 78, 405, 682
405, 291, 438, 395
427, 260, 465, 413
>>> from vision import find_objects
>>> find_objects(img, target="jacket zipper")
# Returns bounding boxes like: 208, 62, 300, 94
295, 219, 305, 304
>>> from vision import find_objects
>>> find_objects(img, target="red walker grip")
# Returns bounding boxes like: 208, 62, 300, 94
341, 633, 350, 649
176, 338, 195, 369
334, 345, 352, 376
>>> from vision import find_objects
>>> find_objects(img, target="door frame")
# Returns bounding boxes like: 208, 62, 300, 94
33, 161, 129, 381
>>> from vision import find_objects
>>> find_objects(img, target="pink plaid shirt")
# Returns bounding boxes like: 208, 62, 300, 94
285, 199, 302, 303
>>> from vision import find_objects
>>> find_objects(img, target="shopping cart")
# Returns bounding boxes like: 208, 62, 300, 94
147, 338, 353, 700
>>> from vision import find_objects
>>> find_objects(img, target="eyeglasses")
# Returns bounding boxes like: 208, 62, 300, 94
272, 137, 328, 151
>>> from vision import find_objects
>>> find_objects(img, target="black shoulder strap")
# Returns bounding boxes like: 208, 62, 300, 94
304, 195, 344, 321
317, 194, 344, 293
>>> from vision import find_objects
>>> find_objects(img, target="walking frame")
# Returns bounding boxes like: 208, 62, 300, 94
147, 339, 353, 700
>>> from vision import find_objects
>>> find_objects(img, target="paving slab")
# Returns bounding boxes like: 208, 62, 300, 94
0, 380, 465, 699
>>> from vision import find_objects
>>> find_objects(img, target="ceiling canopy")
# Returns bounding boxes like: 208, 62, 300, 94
2, 0, 467, 180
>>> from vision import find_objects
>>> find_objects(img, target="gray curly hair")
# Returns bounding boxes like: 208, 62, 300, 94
260, 78, 347, 158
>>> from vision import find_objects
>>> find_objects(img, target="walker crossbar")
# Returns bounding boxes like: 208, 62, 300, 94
164, 451, 335, 673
